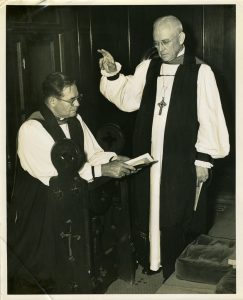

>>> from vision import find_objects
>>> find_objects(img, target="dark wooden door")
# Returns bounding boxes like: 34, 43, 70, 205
6, 6, 80, 196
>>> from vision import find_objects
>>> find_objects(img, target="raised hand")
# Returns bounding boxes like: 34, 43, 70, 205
97, 49, 117, 73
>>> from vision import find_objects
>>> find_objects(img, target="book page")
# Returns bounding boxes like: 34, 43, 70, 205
126, 153, 154, 167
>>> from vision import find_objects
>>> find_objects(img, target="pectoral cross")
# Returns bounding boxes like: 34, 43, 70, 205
60, 219, 81, 262
158, 97, 167, 115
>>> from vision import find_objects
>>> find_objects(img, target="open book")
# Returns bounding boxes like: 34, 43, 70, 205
125, 153, 158, 169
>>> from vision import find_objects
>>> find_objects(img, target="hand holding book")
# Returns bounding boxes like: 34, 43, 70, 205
125, 153, 158, 169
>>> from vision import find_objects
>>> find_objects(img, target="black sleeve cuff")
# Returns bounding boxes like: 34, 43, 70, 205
196, 152, 214, 164
107, 73, 120, 81
91, 166, 95, 179
109, 156, 116, 162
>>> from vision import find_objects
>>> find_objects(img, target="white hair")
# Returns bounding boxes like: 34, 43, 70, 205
153, 15, 183, 34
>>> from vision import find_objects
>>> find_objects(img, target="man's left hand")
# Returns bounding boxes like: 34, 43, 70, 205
196, 166, 209, 187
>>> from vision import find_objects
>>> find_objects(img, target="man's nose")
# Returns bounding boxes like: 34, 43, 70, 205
73, 99, 80, 107
158, 42, 166, 51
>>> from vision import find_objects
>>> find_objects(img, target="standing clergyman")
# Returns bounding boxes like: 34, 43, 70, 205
98, 15, 230, 280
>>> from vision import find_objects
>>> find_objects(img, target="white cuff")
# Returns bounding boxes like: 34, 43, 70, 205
194, 160, 213, 168
101, 62, 121, 77
94, 165, 102, 177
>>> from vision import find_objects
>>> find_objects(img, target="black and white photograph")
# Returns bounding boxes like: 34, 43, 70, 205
0, 1, 242, 299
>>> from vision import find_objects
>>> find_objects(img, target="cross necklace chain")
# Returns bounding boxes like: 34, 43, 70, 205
158, 66, 168, 116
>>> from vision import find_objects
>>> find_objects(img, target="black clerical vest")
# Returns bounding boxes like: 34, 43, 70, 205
132, 55, 201, 233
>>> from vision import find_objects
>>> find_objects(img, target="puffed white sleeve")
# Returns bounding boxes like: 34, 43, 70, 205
100, 59, 151, 112
17, 120, 58, 186
195, 64, 230, 165
77, 115, 117, 182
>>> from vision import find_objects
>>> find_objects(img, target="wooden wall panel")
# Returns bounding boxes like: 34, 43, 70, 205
25, 34, 62, 113
77, 6, 135, 154
203, 5, 225, 71
203, 5, 235, 159
222, 5, 235, 148
76, 7, 92, 98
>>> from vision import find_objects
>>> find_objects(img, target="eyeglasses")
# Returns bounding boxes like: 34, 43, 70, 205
56, 93, 83, 106
153, 33, 180, 48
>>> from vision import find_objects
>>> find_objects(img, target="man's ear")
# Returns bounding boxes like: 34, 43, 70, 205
48, 96, 57, 107
179, 32, 185, 45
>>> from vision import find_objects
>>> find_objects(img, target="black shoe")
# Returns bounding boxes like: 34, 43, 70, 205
142, 267, 162, 275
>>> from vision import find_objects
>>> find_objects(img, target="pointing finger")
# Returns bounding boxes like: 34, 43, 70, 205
97, 49, 109, 55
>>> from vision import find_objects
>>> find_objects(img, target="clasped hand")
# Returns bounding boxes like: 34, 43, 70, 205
97, 49, 117, 73
101, 156, 136, 178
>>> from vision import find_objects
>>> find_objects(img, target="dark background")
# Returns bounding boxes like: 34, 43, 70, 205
6, 5, 235, 205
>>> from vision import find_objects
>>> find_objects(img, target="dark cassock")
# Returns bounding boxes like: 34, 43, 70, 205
100, 47, 230, 277
7, 104, 116, 294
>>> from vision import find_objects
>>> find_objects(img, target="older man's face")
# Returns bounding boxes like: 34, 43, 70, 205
153, 23, 183, 62
53, 84, 80, 119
